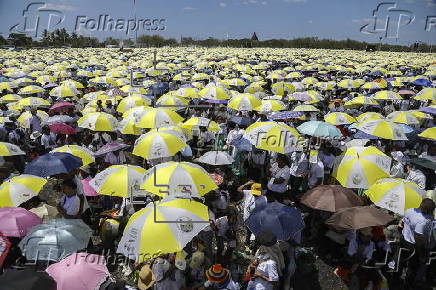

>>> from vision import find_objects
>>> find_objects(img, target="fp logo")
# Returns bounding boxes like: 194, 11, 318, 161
9, 2, 65, 39
360, 2, 415, 39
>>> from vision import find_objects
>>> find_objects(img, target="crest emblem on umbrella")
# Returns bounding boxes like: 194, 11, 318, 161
176, 217, 194, 233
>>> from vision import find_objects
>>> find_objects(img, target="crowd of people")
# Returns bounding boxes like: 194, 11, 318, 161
0, 48, 435, 290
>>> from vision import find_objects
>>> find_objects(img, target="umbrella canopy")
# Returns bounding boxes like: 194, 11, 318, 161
387, 111, 420, 125
49, 86, 78, 98
325, 206, 394, 230
355, 119, 407, 140
19, 219, 92, 261
24, 152, 83, 177
117, 197, 209, 260
46, 253, 110, 290
365, 178, 425, 215
133, 131, 186, 160
332, 146, 392, 189
181, 117, 219, 133
324, 112, 356, 125
17, 111, 49, 129
418, 127, 436, 140
0, 142, 25, 156
141, 162, 217, 198
0, 174, 47, 207
373, 90, 402, 100
356, 112, 384, 122
297, 121, 342, 139
90, 165, 146, 198
48, 123, 76, 135
245, 201, 305, 241
344, 96, 379, 107
94, 142, 130, 157
49, 102, 75, 114
51, 145, 94, 166
197, 151, 235, 165
78, 112, 118, 132
199, 86, 232, 100
228, 93, 261, 111
0, 207, 42, 237
135, 108, 184, 129
244, 121, 300, 153
0, 269, 56, 290
43, 115, 75, 126
300, 185, 364, 212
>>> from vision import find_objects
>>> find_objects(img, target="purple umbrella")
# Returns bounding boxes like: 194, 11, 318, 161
0, 207, 42, 237
94, 142, 130, 157
398, 90, 415, 95
49, 102, 75, 114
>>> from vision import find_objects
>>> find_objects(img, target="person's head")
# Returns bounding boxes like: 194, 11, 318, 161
62, 179, 77, 196
96, 100, 102, 107
276, 154, 288, 168
419, 198, 435, 215
106, 101, 112, 108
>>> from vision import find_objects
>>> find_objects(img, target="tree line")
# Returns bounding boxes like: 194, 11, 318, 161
0, 29, 433, 52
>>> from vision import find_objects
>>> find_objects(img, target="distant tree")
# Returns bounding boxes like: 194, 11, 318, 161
7, 33, 32, 47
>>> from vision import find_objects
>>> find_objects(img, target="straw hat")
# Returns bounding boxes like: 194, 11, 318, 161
137, 264, 156, 290
205, 264, 230, 284
189, 251, 205, 270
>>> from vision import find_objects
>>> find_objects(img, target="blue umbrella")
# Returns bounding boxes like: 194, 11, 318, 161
419, 106, 436, 116
24, 152, 83, 177
18, 219, 92, 262
268, 111, 304, 120
229, 116, 254, 127
412, 79, 432, 87
246, 202, 305, 241
297, 121, 342, 139
354, 130, 381, 139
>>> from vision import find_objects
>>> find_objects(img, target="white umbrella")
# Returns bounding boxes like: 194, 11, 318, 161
197, 151, 235, 165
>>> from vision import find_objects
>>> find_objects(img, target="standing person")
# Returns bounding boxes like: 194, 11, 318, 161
213, 209, 238, 265
40, 126, 57, 153
267, 154, 290, 203
289, 150, 309, 196
399, 198, 435, 289
405, 163, 426, 189
56, 179, 81, 219
29, 108, 42, 133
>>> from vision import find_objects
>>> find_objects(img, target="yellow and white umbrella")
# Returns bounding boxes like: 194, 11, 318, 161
332, 146, 392, 189
141, 162, 217, 198
0, 142, 25, 156
254, 99, 286, 113
36, 75, 56, 84
228, 94, 261, 111
17, 97, 50, 107
116, 96, 151, 113
117, 197, 209, 259
17, 110, 49, 128
0, 82, 16, 92
356, 112, 384, 122
1, 93, 21, 103
89, 77, 115, 86
344, 96, 379, 107
244, 121, 300, 154
199, 86, 232, 100
135, 108, 184, 129
156, 95, 189, 110
414, 88, 435, 101
51, 145, 95, 166
133, 131, 186, 160
365, 178, 425, 215
373, 90, 402, 100
60, 80, 85, 89
361, 81, 383, 90
90, 165, 146, 198
356, 119, 407, 140
324, 112, 356, 125
122, 106, 151, 119
418, 127, 436, 140
18, 85, 45, 95
119, 117, 142, 135
338, 79, 361, 89
83, 91, 110, 101
387, 111, 420, 125
174, 88, 200, 99
181, 117, 219, 133
0, 174, 47, 207
293, 104, 319, 112
78, 112, 118, 132
271, 82, 295, 96
49, 86, 79, 98
120, 85, 148, 95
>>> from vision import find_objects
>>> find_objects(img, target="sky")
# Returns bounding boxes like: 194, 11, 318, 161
0, 0, 435, 45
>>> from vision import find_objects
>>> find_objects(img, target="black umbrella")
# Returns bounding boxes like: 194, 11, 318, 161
0, 269, 56, 290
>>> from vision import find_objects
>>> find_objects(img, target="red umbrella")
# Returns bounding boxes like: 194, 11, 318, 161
0, 233, 11, 268
49, 102, 75, 114
49, 123, 76, 135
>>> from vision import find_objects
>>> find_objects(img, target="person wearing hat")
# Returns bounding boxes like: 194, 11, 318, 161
152, 256, 185, 290
187, 251, 210, 289
237, 180, 267, 222
201, 264, 239, 290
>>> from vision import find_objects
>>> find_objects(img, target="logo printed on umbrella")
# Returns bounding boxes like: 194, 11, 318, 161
176, 217, 194, 233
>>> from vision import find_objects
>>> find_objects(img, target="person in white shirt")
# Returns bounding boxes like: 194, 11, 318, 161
289, 151, 309, 194
247, 253, 280, 290
29, 108, 42, 133
57, 179, 81, 218
405, 163, 426, 189
105, 150, 126, 165
308, 159, 324, 189
237, 181, 268, 221
267, 155, 290, 202
399, 199, 435, 287
40, 126, 57, 152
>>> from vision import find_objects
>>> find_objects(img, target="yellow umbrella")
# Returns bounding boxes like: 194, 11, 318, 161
135, 108, 184, 129
133, 131, 186, 160
324, 112, 356, 125
228, 93, 261, 111
0, 174, 47, 207
77, 112, 118, 132
418, 127, 436, 140
51, 145, 95, 166
0, 142, 25, 156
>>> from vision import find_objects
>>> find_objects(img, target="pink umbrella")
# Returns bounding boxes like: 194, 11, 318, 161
0, 233, 11, 268
49, 102, 75, 114
49, 123, 76, 135
81, 177, 98, 197
94, 142, 130, 157
0, 207, 42, 237
46, 253, 110, 290
398, 90, 415, 95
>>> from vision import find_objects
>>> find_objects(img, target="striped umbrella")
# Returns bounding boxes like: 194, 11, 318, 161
51, 145, 95, 166
133, 131, 186, 160
0, 142, 25, 156
356, 119, 407, 140
0, 175, 47, 207
78, 112, 118, 132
